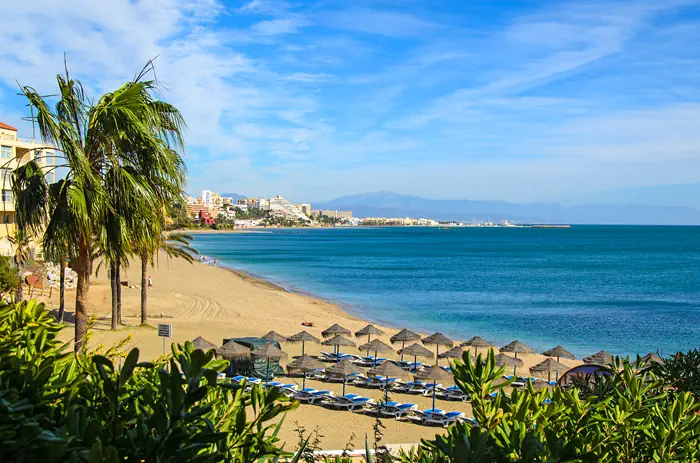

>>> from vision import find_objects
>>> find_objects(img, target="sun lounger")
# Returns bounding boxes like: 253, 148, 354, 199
264, 382, 299, 391
548, 380, 557, 386
327, 394, 375, 412
377, 401, 418, 419
443, 385, 469, 401
230, 375, 262, 385
414, 408, 465, 427
406, 380, 430, 394
294, 389, 335, 404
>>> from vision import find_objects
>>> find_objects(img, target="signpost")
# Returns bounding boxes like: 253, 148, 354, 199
158, 323, 172, 357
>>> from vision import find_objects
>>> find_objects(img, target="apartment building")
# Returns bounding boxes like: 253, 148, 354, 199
0, 121, 55, 255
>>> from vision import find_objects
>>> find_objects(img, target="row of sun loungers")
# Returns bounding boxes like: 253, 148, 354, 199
319, 352, 424, 371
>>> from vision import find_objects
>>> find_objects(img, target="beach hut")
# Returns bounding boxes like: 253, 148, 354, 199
368, 361, 411, 401
321, 334, 356, 360
460, 336, 494, 355
251, 343, 288, 385
415, 365, 453, 410
530, 358, 569, 382
322, 323, 351, 338
326, 360, 364, 396
398, 343, 433, 370
438, 346, 464, 360
262, 331, 288, 343
500, 340, 535, 360
542, 345, 576, 362
217, 341, 251, 376
422, 333, 454, 364
390, 329, 422, 361
191, 336, 217, 353
288, 330, 320, 356
287, 355, 325, 389
583, 350, 614, 365
355, 324, 384, 347
495, 353, 524, 377
358, 339, 393, 366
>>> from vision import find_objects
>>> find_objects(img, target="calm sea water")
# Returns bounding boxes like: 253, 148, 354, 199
192, 226, 700, 357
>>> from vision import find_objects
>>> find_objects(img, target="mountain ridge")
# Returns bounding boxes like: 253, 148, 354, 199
313, 191, 700, 225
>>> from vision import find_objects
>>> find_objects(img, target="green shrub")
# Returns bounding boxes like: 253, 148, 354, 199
400, 350, 700, 462
0, 299, 297, 462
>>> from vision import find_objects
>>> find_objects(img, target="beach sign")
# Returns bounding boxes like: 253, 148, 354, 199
158, 323, 172, 356
157, 323, 172, 337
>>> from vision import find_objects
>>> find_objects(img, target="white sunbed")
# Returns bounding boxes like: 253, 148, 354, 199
377, 401, 418, 419
327, 394, 375, 412
414, 409, 465, 427
294, 389, 335, 404
408, 381, 433, 394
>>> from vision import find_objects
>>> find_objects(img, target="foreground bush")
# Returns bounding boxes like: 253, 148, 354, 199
0, 299, 297, 462
401, 351, 700, 463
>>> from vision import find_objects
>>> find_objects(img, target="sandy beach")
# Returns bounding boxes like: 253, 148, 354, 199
41, 255, 580, 450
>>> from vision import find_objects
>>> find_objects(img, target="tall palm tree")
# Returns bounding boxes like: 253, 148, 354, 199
13, 61, 186, 352
8, 228, 33, 302
138, 226, 197, 325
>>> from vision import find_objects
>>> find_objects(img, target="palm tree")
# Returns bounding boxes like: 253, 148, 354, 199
8, 228, 33, 302
138, 226, 197, 325
13, 61, 186, 352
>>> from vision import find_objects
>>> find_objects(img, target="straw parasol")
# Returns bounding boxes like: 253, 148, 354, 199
321, 334, 356, 359
369, 361, 411, 401
322, 323, 351, 338
262, 331, 288, 343
415, 365, 453, 410
460, 336, 495, 355
634, 352, 664, 369
398, 343, 433, 370
422, 333, 454, 364
252, 343, 288, 385
358, 339, 394, 366
583, 350, 614, 365
287, 355, 325, 389
500, 340, 535, 359
438, 346, 464, 360
288, 330, 320, 356
495, 353, 524, 376
326, 360, 364, 396
191, 336, 217, 352
542, 345, 576, 362
217, 341, 251, 376
390, 329, 422, 361
355, 324, 384, 344
530, 358, 570, 382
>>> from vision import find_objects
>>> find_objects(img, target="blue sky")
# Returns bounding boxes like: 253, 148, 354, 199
1, 0, 700, 204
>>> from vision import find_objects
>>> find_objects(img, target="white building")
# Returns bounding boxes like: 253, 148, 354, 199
267, 195, 310, 222
201, 190, 213, 206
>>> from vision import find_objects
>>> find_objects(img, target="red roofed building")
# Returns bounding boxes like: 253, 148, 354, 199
0, 122, 17, 132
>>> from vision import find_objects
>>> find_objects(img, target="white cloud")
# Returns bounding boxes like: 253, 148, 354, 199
251, 18, 306, 35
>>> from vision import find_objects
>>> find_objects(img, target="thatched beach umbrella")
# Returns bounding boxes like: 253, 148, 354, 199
500, 341, 535, 360
262, 331, 288, 343
390, 329, 422, 361
495, 353, 524, 377
369, 361, 411, 401
530, 358, 569, 382
422, 333, 454, 364
542, 345, 576, 362
321, 335, 356, 360
287, 354, 324, 389
358, 339, 393, 366
322, 323, 351, 338
191, 336, 217, 353
217, 341, 251, 376
355, 324, 384, 344
460, 336, 494, 355
252, 343, 288, 385
398, 343, 433, 370
327, 360, 363, 396
634, 352, 664, 369
583, 350, 614, 365
288, 330, 320, 356
415, 365, 453, 410
438, 346, 464, 361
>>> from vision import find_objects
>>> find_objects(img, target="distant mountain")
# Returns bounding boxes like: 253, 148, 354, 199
220, 193, 247, 202
313, 191, 700, 225
593, 182, 700, 211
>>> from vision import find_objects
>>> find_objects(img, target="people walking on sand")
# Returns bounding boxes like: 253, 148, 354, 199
148, 275, 153, 288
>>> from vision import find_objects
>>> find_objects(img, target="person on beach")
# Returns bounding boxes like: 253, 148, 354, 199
148, 276, 153, 288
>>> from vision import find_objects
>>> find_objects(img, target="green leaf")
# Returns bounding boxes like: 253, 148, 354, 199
120, 348, 139, 383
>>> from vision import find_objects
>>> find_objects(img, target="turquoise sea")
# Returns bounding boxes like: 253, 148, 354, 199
192, 226, 700, 358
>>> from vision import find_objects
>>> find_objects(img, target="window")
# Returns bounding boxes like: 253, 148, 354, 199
0, 146, 11, 159
3, 214, 11, 224
0, 169, 9, 188
2, 190, 12, 202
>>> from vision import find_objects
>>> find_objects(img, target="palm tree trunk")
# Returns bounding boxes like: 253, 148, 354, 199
116, 262, 122, 325
15, 279, 24, 302
74, 243, 89, 353
57, 259, 66, 322
140, 250, 148, 325
110, 261, 118, 330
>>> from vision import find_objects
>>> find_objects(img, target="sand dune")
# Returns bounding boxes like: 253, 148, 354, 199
41, 254, 579, 450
